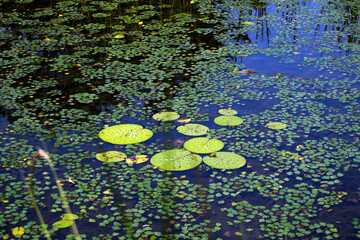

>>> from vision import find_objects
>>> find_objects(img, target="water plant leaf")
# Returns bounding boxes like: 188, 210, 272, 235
125, 155, 149, 164
177, 123, 210, 136
12, 227, 25, 236
218, 108, 238, 116
214, 116, 244, 126
150, 149, 202, 171
99, 124, 153, 144
184, 137, 224, 154
52, 220, 73, 228
96, 151, 127, 162
152, 112, 180, 121
265, 122, 287, 130
61, 213, 79, 220
203, 152, 246, 169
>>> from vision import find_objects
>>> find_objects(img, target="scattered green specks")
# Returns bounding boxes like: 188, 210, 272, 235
214, 116, 244, 126
96, 151, 127, 162
152, 112, 180, 121
218, 108, 238, 116
265, 122, 287, 130
150, 149, 202, 171
184, 137, 224, 154
203, 152, 246, 169
177, 123, 210, 136
52, 220, 73, 228
99, 124, 153, 144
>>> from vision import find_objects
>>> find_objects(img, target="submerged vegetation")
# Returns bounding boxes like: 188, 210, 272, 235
1, 0, 360, 239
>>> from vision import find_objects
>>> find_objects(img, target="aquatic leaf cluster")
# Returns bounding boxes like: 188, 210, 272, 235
1, 0, 360, 239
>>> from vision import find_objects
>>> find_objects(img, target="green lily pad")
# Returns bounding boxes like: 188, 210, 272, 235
203, 152, 246, 169
96, 151, 127, 162
177, 124, 210, 136
61, 213, 79, 220
214, 116, 244, 126
52, 220, 73, 228
218, 108, 238, 116
152, 112, 180, 121
99, 124, 153, 144
184, 137, 224, 154
150, 149, 202, 171
265, 122, 287, 130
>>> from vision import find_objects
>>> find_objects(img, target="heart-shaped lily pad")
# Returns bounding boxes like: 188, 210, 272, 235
152, 112, 180, 121
265, 122, 287, 130
150, 149, 202, 171
52, 220, 73, 228
96, 151, 127, 162
214, 116, 244, 126
184, 137, 224, 154
61, 213, 79, 220
177, 123, 210, 136
203, 152, 246, 169
99, 124, 153, 144
218, 108, 238, 116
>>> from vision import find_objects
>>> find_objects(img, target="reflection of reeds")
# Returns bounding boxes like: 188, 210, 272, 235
31, 148, 81, 240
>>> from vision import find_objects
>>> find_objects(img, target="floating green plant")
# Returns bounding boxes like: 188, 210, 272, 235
203, 152, 246, 169
99, 124, 153, 144
152, 112, 180, 121
150, 149, 202, 171
52, 220, 73, 228
177, 123, 210, 136
214, 116, 244, 126
96, 151, 127, 162
184, 137, 224, 154
265, 122, 287, 130
218, 108, 238, 116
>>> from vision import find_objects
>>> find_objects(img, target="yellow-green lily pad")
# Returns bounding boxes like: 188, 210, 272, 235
214, 116, 244, 126
52, 220, 73, 228
99, 124, 153, 144
265, 122, 287, 130
150, 149, 202, 171
203, 152, 246, 169
96, 151, 127, 162
218, 108, 238, 116
177, 123, 210, 136
61, 213, 79, 220
184, 137, 224, 154
152, 112, 180, 121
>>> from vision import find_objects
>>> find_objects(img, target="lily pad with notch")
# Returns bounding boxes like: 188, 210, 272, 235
214, 116, 244, 126
96, 151, 127, 162
52, 220, 73, 228
99, 124, 153, 144
150, 149, 202, 171
184, 137, 224, 154
152, 112, 180, 121
203, 152, 246, 169
177, 123, 210, 136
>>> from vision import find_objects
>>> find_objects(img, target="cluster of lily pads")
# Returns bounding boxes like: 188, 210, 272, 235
1, 0, 360, 239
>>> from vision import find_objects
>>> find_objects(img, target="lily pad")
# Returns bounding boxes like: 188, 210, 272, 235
61, 213, 79, 220
203, 152, 246, 169
184, 137, 224, 154
52, 220, 73, 228
214, 116, 244, 126
218, 108, 238, 116
177, 123, 210, 136
96, 151, 127, 162
152, 112, 180, 121
150, 149, 202, 171
99, 124, 153, 144
265, 122, 287, 130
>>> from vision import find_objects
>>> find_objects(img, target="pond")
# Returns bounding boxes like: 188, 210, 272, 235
1, 0, 360, 239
